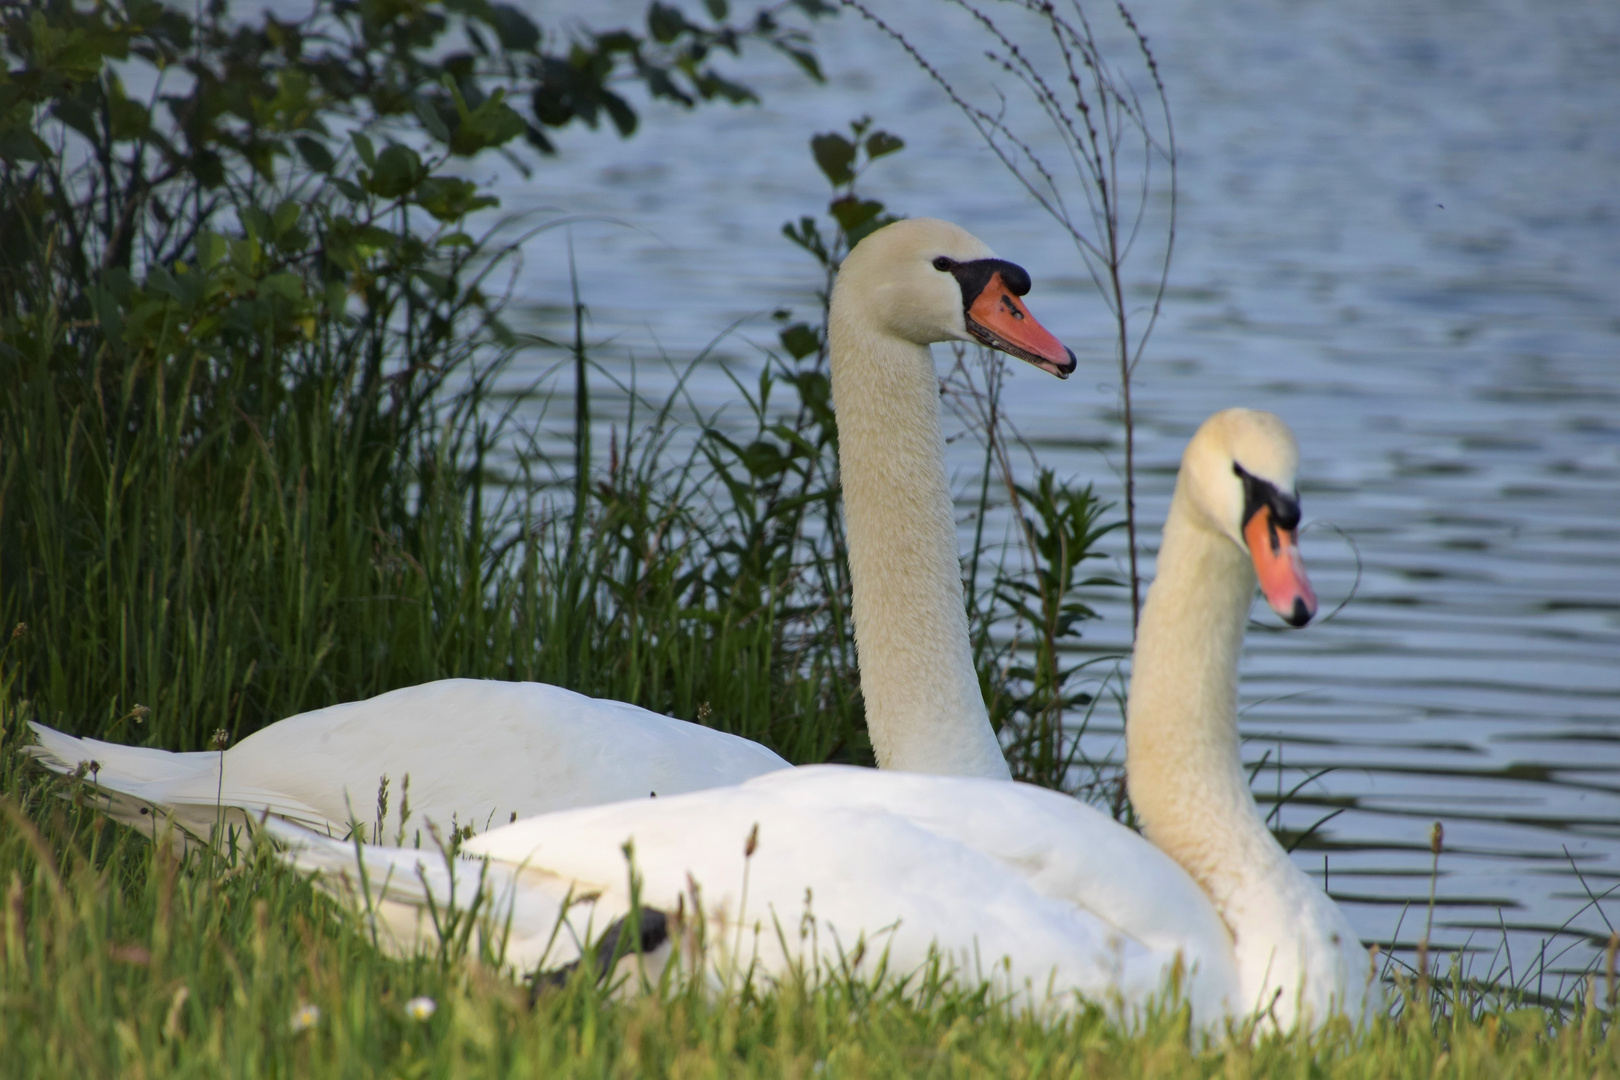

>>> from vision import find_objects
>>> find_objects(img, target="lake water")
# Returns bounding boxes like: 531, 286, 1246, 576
274, 0, 1620, 989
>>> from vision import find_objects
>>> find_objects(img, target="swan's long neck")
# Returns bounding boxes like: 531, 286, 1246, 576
827, 309, 1010, 780
1125, 415, 1378, 1028
1126, 489, 1294, 920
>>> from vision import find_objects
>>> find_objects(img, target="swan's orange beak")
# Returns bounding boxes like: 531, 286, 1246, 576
1244, 507, 1317, 627
965, 272, 1077, 379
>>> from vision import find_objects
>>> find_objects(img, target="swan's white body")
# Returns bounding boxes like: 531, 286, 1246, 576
28, 219, 1080, 845
271, 767, 1238, 1024
274, 409, 1384, 1031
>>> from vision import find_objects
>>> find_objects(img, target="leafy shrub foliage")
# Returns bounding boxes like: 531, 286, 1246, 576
0, 0, 1114, 793
0, 0, 848, 755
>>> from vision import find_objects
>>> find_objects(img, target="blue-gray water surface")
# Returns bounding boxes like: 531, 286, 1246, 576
276, 0, 1620, 988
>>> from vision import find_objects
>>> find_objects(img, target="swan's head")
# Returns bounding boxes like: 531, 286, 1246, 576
1181, 409, 1318, 627
834, 218, 1077, 378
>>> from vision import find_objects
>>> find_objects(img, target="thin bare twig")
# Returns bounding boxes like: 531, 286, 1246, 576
841, 0, 1176, 636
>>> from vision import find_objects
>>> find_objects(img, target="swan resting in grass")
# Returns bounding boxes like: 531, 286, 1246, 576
25, 218, 1077, 847
271, 409, 1384, 1033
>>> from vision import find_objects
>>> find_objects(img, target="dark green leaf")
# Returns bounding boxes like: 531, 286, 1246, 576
0, 127, 49, 163
597, 30, 639, 53
647, 3, 690, 43
531, 81, 573, 127
779, 323, 819, 360
781, 217, 828, 265
103, 267, 133, 301
294, 135, 334, 172
259, 273, 304, 302
486, 4, 540, 51
195, 232, 226, 269
330, 176, 365, 201
367, 143, 426, 198
239, 206, 273, 241
641, 64, 694, 107
810, 133, 856, 186
865, 130, 904, 160
693, 70, 756, 104
50, 99, 99, 142
846, 210, 900, 248
451, 90, 525, 154
522, 121, 556, 154
412, 176, 497, 221
88, 284, 124, 341
145, 264, 181, 300
107, 96, 150, 141
601, 91, 637, 137
412, 96, 451, 143
776, 45, 822, 82
350, 131, 377, 168
828, 195, 882, 234
272, 201, 301, 237
191, 150, 224, 188
488, 316, 516, 347
412, 268, 452, 298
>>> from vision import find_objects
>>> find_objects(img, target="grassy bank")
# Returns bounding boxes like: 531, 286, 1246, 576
2, 736, 1618, 1078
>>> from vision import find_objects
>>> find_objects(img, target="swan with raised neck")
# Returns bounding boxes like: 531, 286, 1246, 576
24, 218, 1079, 844
828, 218, 1075, 779
1128, 408, 1373, 1023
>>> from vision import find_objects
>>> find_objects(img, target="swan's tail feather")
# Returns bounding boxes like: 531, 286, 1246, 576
266, 819, 481, 956
264, 819, 590, 969
24, 722, 336, 845
25, 721, 213, 784
267, 818, 473, 909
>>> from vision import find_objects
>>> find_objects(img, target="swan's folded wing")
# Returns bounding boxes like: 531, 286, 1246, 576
752, 768, 1235, 955
222, 680, 791, 835
452, 771, 1231, 1021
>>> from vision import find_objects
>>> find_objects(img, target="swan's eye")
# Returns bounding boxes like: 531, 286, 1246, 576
932, 256, 953, 272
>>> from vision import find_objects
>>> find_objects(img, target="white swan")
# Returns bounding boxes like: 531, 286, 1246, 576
25, 218, 1077, 846
272, 409, 1381, 1032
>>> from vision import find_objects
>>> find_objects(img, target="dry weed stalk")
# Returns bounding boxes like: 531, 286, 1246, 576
842, 0, 1176, 634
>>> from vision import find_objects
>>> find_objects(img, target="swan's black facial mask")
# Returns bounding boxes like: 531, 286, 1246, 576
938, 257, 1078, 378
1232, 463, 1301, 531
1232, 462, 1316, 628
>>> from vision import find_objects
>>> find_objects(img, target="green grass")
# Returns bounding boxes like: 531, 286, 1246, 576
0, 253, 882, 765
2, 727, 1618, 1078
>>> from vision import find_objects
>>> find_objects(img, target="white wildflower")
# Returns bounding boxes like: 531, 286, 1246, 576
404, 996, 437, 1021
290, 1003, 320, 1033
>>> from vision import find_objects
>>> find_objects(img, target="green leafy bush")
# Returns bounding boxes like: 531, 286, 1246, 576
0, 0, 839, 753
0, 0, 1116, 785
